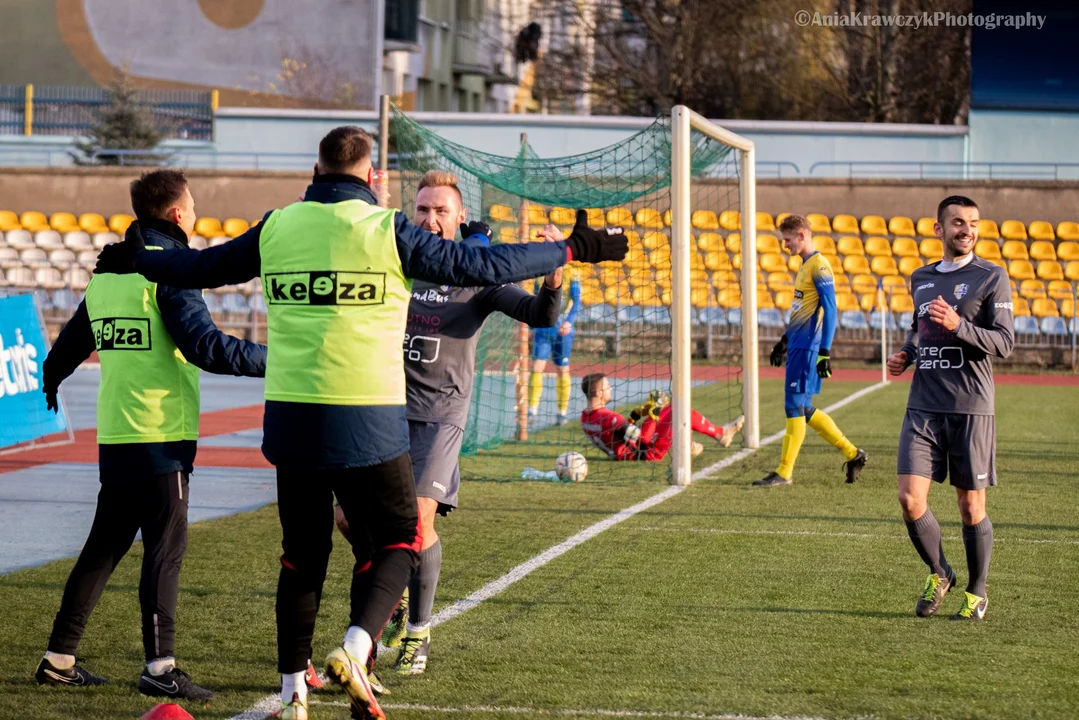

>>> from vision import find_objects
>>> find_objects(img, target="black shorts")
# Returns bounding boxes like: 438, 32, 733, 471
897, 408, 997, 490
409, 420, 463, 515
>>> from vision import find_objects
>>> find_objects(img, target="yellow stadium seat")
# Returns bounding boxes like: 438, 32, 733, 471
690, 251, 706, 271
851, 274, 878, 295
870, 256, 899, 276
1028, 221, 1055, 241
1009, 260, 1035, 280
109, 214, 134, 234
1048, 280, 1074, 301
800, 213, 827, 234
1055, 221, 1079, 241
663, 209, 672, 227
916, 217, 937, 237
820, 254, 841, 273
580, 208, 602, 228
548, 207, 575, 225
1011, 297, 1030, 316
223, 218, 250, 238
986, 258, 1007, 270
860, 292, 883, 311
812, 235, 836, 254
526, 205, 549, 225
1019, 279, 1046, 299
760, 253, 787, 273
621, 230, 641, 249
767, 271, 794, 291
1067, 261, 1079, 281
0, 210, 21, 231
731, 253, 742, 270
604, 207, 631, 226
861, 215, 888, 235
831, 215, 858, 235
774, 289, 794, 310
1001, 240, 1028, 260
1032, 298, 1059, 317
864, 236, 892, 257
78, 213, 107, 233
899, 256, 924, 276
20, 211, 49, 232
1030, 241, 1057, 261
625, 248, 649, 271
757, 234, 782, 254
635, 208, 664, 229
489, 204, 515, 223
632, 285, 659, 305
604, 284, 632, 305
195, 217, 225, 238
1061, 298, 1079, 318
719, 210, 741, 231
920, 238, 944, 260
642, 231, 667, 250
843, 255, 871, 275
889, 216, 916, 237
50, 212, 79, 232
837, 235, 865, 256
758, 290, 776, 309
1038, 260, 1064, 281
978, 219, 1000, 240
691, 210, 719, 230
711, 269, 739, 287
581, 287, 604, 306
788, 254, 802, 272
756, 212, 776, 231
892, 237, 919, 258
649, 247, 671, 269
836, 292, 860, 312
882, 275, 908, 294
726, 233, 742, 253
697, 233, 723, 252
833, 275, 852, 294
1000, 220, 1027, 240
975, 240, 1002, 260
1058, 241, 1079, 262
891, 294, 914, 313
717, 287, 742, 309
703, 251, 731, 271
499, 227, 518, 244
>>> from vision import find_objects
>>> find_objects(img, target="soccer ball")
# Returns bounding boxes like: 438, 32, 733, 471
555, 451, 588, 482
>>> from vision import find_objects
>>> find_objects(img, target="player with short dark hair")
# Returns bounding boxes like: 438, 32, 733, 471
580, 373, 743, 461
887, 195, 1013, 621
757, 214, 867, 487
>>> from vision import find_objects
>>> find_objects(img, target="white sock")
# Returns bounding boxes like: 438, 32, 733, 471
44, 651, 75, 670
146, 657, 175, 676
406, 622, 430, 635
342, 626, 372, 663
281, 670, 307, 705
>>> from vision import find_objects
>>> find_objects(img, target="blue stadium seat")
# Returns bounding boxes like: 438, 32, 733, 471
641, 306, 670, 325
868, 310, 897, 330
758, 308, 785, 328
222, 293, 249, 314
727, 308, 743, 326
897, 312, 914, 330
1040, 316, 1069, 336
249, 293, 267, 315
1013, 316, 1040, 335
839, 310, 869, 330
32, 288, 52, 311
203, 293, 223, 314
696, 307, 726, 325
617, 306, 642, 324
51, 288, 80, 312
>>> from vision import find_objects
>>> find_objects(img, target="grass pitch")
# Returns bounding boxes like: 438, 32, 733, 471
1, 379, 1077, 719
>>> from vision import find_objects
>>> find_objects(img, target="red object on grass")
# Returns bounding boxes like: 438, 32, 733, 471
140, 703, 195, 720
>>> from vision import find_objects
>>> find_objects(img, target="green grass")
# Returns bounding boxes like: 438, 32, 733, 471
2, 380, 1078, 719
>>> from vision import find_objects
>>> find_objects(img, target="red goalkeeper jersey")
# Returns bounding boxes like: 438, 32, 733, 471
581, 407, 638, 460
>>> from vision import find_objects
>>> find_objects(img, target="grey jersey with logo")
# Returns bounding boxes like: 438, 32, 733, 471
405, 281, 561, 429
900, 258, 1014, 415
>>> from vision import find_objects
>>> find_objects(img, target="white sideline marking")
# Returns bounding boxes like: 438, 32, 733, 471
632, 526, 1079, 546
310, 699, 830, 720
231, 382, 888, 719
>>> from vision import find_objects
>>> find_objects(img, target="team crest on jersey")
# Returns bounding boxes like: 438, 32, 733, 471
953, 283, 969, 299
440, 285, 451, 293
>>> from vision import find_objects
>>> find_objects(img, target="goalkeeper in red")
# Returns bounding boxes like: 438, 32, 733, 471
580, 373, 743, 460
756, 214, 867, 487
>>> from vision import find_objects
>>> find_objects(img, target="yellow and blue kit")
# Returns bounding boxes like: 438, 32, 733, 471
784, 251, 837, 416
531, 268, 581, 367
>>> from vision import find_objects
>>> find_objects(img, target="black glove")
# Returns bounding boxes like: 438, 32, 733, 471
565, 209, 628, 264
93, 222, 146, 275
44, 387, 59, 414
770, 335, 788, 367
816, 348, 832, 379
460, 221, 493, 246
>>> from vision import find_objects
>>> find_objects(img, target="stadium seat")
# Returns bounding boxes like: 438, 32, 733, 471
1067, 261, 1079, 281
757, 234, 781, 254
812, 235, 836, 254
717, 287, 741, 308
604, 283, 632, 305
870, 256, 899, 276
892, 237, 919, 258
1032, 297, 1059, 317
1056, 221, 1079, 241
691, 210, 719, 230
840, 310, 869, 330
64, 267, 90, 290
821, 253, 841, 273
1028, 221, 1055, 241
642, 231, 667, 250
1057, 241, 1079, 261
0, 247, 18, 268
1037, 260, 1064, 281
498, 227, 518, 244
549, 207, 576, 225
767, 271, 794, 291
719, 210, 741, 230
1048, 280, 1074, 301
890, 294, 914, 313
625, 248, 649, 272
1041, 316, 1069, 336
527, 205, 550, 225
881, 275, 907, 294
760, 253, 787, 273
662, 209, 673, 227
774, 289, 794, 309
488, 204, 515, 223
835, 292, 860, 312
634, 208, 664, 229
1008, 260, 1035, 280
1000, 220, 1027, 240
1061, 297, 1079, 318
109, 214, 134, 234
730, 253, 742, 270
78, 213, 107, 233
579, 208, 602, 228
76, 250, 98, 268
697, 233, 723, 252
51, 288, 80, 313
975, 240, 1002, 260
632, 285, 660, 306
1001, 240, 1028, 261
775, 212, 791, 226
189, 235, 209, 251
833, 275, 852, 294
1030, 240, 1057, 261
788, 254, 802, 272
1012, 297, 1031, 316
0, 210, 21, 232
869, 309, 897, 331
49, 212, 79, 233
756, 212, 776, 231
711, 270, 739, 287
860, 292, 883, 311
209, 236, 231, 248
726, 233, 742, 253
223, 218, 250, 238
21, 247, 48, 268
63, 231, 92, 250
865, 236, 892, 257
34, 266, 64, 289
807, 213, 831, 233
35, 230, 63, 249
703, 251, 731, 271
978, 219, 1000, 240
899, 256, 925, 276
6, 265, 33, 286
831, 215, 858, 235
837, 235, 865, 256
623, 230, 642, 249
759, 307, 784, 327
1019, 279, 1047, 299
695, 306, 725, 325
5, 229, 34, 249
851, 274, 878, 295
757, 289, 777, 310
915, 217, 937, 237
48, 249, 75, 268
20, 211, 49, 232
920, 238, 944, 260
889, 216, 916, 237
1014, 315, 1039, 335
860, 215, 888, 236
843, 255, 870, 275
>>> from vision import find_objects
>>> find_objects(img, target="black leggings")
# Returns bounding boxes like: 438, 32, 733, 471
275, 453, 419, 673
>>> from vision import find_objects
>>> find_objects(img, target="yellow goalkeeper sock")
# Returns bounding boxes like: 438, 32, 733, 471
529, 373, 544, 412
556, 373, 571, 415
776, 417, 806, 480
807, 409, 859, 461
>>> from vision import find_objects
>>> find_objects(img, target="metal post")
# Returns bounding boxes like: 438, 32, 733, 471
740, 145, 760, 449
880, 285, 887, 384
670, 106, 693, 485
378, 94, 391, 172
24, 84, 33, 136
515, 132, 530, 441
210, 89, 219, 142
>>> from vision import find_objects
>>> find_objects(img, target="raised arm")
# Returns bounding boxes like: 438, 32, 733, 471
954, 269, 1015, 359
481, 282, 561, 328
135, 224, 264, 289
157, 286, 267, 377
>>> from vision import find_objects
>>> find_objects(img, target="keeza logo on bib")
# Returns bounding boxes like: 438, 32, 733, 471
91, 317, 151, 351
265, 271, 386, 306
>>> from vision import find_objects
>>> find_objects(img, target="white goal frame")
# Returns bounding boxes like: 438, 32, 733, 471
669, 106, 760, 486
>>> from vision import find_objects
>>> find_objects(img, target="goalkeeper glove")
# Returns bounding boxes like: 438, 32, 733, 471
648, 389, 670, 408
816, 349, 832, 379
623, 423, 642, 444
770, 335, 788, 367
565, 209, 628, 264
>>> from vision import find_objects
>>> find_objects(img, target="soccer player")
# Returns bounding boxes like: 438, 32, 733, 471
36, 169, 266, 700
94, 126, 627, 720
528, 263, 581, 425
887, 195, 1013, 621
580, 373, 743, 461
335, 170, 564, 677
756, 214, 867, 487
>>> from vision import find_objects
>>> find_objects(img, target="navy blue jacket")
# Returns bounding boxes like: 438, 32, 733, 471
131, 175, 570, 469
43, 219, 268, 482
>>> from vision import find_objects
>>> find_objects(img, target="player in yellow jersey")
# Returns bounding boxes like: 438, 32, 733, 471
754, 214, 867, 487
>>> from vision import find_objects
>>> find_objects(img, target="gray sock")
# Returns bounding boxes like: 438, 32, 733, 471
962, 516, 993, 597
408, 539, 442, 627
905, 508, 953, 579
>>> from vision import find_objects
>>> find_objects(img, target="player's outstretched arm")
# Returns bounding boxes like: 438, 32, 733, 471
483, 282, 562, 327
41, 300, 95, 413
157, 286, 267, 377
952, 269, 1015, 359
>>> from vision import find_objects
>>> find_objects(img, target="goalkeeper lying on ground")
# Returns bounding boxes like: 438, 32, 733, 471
579, 372, 743, 461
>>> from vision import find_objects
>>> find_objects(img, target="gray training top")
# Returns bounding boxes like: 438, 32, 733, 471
900, 257, 1015, 416
404, 280, 561, 429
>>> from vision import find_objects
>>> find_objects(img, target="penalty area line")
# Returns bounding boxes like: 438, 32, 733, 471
310, 699, 831, 719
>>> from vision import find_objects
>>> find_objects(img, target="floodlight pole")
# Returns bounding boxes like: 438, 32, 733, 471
378, 94, 390, 172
